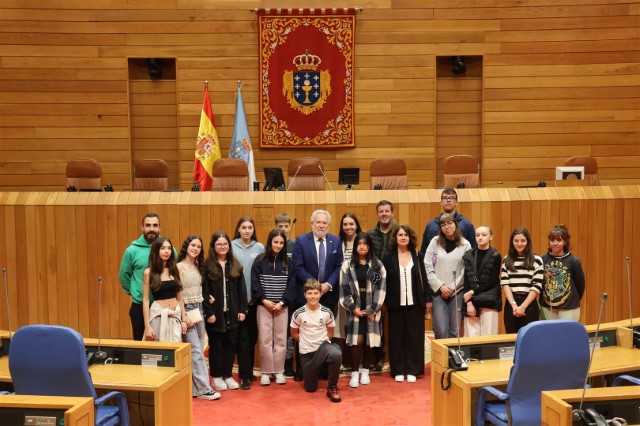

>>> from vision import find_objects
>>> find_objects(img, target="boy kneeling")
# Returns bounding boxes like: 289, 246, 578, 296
290, 279, 343, 402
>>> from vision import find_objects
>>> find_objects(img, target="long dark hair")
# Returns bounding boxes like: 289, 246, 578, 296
349, 232, 381, 273
338, 213, 362, 243
177, 235, 205, 278
437, 213, 462, 249
148, 236, 182, 292
205, 231, 242, 281
504, 227, 535, 271
233, 216, 258, 242
260, 228, 289, 272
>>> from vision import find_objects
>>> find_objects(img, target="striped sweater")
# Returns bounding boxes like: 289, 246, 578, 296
500, 255, 544, 294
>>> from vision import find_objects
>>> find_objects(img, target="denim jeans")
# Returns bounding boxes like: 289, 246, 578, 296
184, 302, 213, 396
431, 293, 464, 339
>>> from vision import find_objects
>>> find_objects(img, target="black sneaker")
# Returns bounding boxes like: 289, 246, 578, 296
326, 385, 341, 403
249, 374, 257, 382
240, 378, 251, 390
373, 360, 384, 372
284, 359, 295, 377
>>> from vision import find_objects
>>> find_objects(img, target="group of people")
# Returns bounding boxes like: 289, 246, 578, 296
118, 188, 585, 404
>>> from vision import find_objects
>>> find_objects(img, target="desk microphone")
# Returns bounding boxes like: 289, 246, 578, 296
625, 257, 639, 348
572, 292, 608, 424
452, 270, 468, 369
317, 164, 334, 191
625, 257, 633, 332
93, 276, 108, 363
287, 165, 302, 191
2, 268, 12, 339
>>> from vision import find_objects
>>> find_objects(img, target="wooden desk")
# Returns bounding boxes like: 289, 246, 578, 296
0, 395, 94, 426
431, 324, 640, 425
542, 387, 640, 426
0, 336, 192, 426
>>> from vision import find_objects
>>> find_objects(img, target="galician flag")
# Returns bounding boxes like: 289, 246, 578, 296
229, 81, 256, 191
193, 81, 221, 191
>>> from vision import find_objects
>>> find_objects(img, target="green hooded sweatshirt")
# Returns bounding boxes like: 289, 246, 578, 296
119, 235, 152, 304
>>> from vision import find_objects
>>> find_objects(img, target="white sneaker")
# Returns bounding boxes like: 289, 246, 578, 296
212, 377, 227, 390
275, 373, 286, 385
359, 368, 370, 385
349, 371, 359, 388
224, 377, 240, 390
407, 375, 417, 383
394, 375, 405, 382
197, 390, 221, 400
260, 374, 271, 386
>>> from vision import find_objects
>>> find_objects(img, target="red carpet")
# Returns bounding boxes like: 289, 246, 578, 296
193, 364, 432, 425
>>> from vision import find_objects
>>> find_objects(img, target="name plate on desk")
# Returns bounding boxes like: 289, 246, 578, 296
141, 354, 163, 366
499, 346, 515, 360
589, 336, 602, 351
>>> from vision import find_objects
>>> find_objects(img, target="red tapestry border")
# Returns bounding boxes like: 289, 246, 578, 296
258, 11, 356, 149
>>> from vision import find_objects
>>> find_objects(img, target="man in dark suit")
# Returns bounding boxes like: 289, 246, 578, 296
292, 209, 343, 381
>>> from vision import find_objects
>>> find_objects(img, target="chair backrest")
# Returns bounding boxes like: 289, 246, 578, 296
443, 155, 480, 188
66, 159, 103, 190
506, 320, 590, 425
370, 157, 408, 189
287, 157, 325, 191
133, 159, 169, 191
211, 158, 249, 191
565, 156, 599, 185
9, 324, 97, 398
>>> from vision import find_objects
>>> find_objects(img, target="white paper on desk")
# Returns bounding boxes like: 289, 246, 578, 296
141, 354, 162, 366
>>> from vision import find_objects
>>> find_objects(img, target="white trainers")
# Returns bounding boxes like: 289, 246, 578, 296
212, 377, 227, 390
349, 371, 359, 388
275, 373, 286, 385
260, 374, 271, 386
394, 375, 405, 382
407, 375, 417, 383
359, 368, 370, 385
197, 390, 221, 400
224, 376, 240, 390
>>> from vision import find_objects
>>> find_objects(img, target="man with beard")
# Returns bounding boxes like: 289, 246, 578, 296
119, 212, 162, 340
367, 200, 397, 371
420, 188, 476, 253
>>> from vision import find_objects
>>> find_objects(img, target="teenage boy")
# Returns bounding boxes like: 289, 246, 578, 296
290, 279, 342, 403
275, 212, 296, 257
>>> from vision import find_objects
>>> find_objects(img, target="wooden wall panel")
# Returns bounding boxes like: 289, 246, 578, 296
0, 1, 636, 191
0, 187, 638, 338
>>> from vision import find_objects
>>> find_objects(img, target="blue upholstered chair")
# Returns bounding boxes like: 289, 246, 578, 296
612, 375, 640, 386
9, 325, 129, 426
475, 320, 590, 426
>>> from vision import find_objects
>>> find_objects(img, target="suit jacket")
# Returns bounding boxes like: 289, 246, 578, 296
382, 248, 429, 310
293, 231, 343, 306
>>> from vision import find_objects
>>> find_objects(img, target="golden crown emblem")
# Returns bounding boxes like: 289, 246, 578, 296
293, 51, 321, 71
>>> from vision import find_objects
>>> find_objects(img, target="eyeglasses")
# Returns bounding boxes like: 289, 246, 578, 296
441, 196, 457, 201
215, 242, 229, 247
440, 221, 455, 228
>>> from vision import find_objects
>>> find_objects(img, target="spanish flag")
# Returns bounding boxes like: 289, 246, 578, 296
193, 82, 221, 191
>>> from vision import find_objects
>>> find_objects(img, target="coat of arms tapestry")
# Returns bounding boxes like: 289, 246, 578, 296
258, 8, 356, 149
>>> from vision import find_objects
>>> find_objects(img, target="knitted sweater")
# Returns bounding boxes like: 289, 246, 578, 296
425, 236, 472, 295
